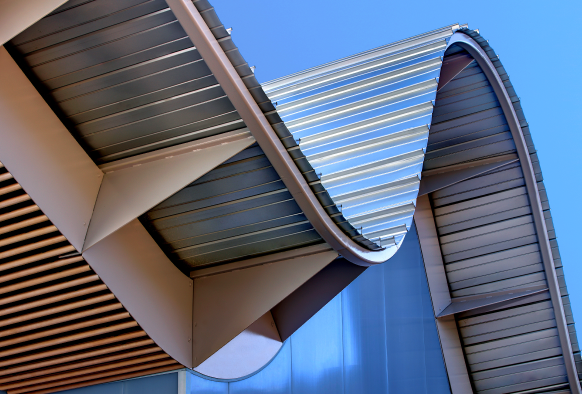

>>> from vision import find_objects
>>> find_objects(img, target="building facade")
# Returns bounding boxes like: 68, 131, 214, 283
0, 0, 578, 393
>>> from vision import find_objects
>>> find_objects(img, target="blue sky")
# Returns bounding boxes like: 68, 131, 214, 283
210, 0, 582, 322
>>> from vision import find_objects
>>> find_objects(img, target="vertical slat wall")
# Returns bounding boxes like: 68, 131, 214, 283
0, 162, 181, 394
426, 33, 579, 393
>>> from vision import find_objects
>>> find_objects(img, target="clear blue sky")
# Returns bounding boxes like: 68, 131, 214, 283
210, 0, 582, 322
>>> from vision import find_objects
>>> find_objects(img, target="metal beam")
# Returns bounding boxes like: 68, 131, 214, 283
192, 248, 338, 367
418, 155, 518, 196
414, 195, 473, 394
449, 32, 582, 393
0, 0, 67, 45
437, 52, 474, 91
437, 285, 548, 318
193, 311, 282, 380
83, 129, 255, 251
271, 258, 366, 341
82, 219, 193, 368
166, 0, 396, 266
0, 47, 102, 252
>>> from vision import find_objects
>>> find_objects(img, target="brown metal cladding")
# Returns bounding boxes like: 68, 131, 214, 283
0, 165, 182, 393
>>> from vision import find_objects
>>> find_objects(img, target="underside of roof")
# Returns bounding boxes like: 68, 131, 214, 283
418, 31, 581, 393
0, 164, 182, 394
4, 0, 382, 272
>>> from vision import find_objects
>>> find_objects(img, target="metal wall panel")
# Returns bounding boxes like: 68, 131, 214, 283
290, 294, 345, 394
228, 341, 292, 394
384, 224, 450, 393
342, 264, 389, 394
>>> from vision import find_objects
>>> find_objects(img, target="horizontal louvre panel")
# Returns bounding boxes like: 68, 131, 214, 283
0, 165, 181, 394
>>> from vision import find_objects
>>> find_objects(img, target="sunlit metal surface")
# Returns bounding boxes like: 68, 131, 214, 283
262, 26, 461, 251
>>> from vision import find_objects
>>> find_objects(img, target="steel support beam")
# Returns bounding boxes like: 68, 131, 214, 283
437, 52, 474, 91
418, 155, 518, 196
193, 311, 282, 380
84, 129, 255, 251
0, 46, 102, 252
437, 285, 548, 318
271, 258, 366, 341
192, 248, 338, 367
414, 195, 473, 394
82, 219, 193, 368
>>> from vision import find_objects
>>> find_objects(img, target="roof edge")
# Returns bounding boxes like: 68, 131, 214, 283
168, 0, 396, 266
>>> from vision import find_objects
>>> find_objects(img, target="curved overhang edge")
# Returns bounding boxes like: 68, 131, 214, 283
441, 31, 581, 393
167, 0, 422, 266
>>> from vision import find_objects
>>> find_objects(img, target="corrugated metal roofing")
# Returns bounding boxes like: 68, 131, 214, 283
261, 25, 462, 251
0, 161, 181, 394
426, 34, 580, 392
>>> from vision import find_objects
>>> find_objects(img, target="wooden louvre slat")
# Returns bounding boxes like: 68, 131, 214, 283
0, 256, 84, 284
0, 168, 182, 394
0, 336, 155, 377
0, 293, 115, 327
0, 216, 48, 236
0, 226, 58, 248
0, 344, 161, 384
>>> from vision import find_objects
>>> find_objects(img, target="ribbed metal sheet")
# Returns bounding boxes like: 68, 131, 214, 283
6, 0, 245, 163
427, 39, 580, 392
261, 25, 461, 251
141, 144, 324, 272
0, 162, 181, 394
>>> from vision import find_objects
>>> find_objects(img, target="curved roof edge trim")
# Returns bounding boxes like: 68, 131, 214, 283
165, 0, 398, 266
447, 30, 582, 393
